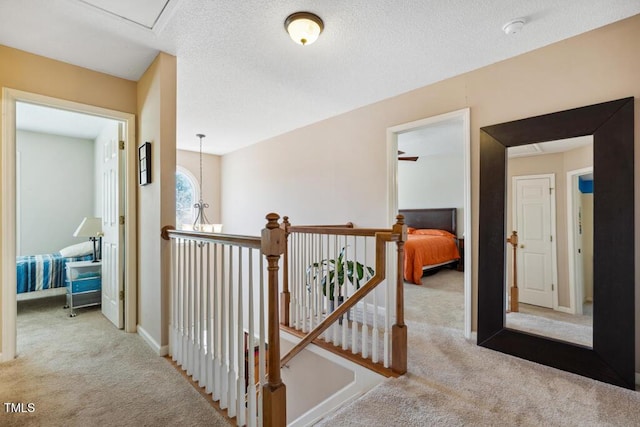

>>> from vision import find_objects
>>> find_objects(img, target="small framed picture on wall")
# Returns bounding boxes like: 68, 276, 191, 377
139, 142, 152, 186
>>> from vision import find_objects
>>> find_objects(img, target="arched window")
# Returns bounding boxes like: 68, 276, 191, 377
176, 168, 197, 229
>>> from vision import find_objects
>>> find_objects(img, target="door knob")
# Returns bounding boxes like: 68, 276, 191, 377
520, 244, 524, 248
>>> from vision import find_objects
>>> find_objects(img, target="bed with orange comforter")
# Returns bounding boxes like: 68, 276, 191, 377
403, 228, 460, 285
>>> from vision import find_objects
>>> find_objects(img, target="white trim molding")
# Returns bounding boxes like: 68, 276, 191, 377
566, 166, 593, 315
1, 88, 18, 361
1, 88, 137, 362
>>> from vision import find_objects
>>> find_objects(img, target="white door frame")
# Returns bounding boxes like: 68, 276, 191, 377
386, 108, 472, 339
566, 166, 593, 315
1, 88, 137, 361
512, 173, 560, 311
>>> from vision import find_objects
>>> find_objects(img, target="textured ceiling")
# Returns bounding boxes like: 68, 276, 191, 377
1, 1, 639, 154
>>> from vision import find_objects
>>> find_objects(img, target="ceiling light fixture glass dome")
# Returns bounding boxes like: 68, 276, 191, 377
285, 12, 324, 45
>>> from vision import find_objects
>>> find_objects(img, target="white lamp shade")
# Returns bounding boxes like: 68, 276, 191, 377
285, 12, 323, 45
73, 217, 102, 238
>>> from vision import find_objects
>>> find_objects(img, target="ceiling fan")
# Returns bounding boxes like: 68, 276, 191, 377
398, 150, 419, 162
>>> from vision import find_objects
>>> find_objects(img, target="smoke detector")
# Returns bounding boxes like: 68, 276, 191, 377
502, 19, 525, 35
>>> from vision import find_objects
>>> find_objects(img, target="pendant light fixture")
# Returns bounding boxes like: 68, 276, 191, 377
284, 12, 324, 45
193, 133, 210, 231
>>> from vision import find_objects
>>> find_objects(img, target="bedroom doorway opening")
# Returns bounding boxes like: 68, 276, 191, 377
1, 89, 137, 361
567, 167, 593, 316
386, 108, 471, 339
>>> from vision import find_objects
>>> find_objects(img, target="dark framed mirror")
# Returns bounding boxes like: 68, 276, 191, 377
478, 97, 635, 389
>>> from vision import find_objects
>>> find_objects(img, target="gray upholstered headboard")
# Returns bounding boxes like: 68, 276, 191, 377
398, 208, 457, 236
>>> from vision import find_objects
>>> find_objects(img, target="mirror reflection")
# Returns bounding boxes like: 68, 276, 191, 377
505, 136, 593, 347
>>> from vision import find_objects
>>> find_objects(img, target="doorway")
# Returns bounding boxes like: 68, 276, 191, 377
567, 167, 593, 315
386, 108, 471, 339
1, 88, 137, 361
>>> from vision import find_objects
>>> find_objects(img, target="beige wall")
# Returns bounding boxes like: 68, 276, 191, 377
136, 53, 177, 352
221, 15, 640, 368
398, 152, 465, 236
0, 45, 137, 358
176, 149, 221, 225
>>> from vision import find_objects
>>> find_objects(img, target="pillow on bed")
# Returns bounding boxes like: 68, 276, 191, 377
59, 241, 94, 258
413, 229, 456, 239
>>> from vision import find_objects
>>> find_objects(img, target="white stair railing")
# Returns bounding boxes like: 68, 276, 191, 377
279, 216, 407, 374
163, 213, 287, 427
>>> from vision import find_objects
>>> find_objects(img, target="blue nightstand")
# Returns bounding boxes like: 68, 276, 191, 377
65, 260, 101, 317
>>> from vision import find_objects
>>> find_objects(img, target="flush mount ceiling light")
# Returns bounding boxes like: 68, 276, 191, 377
285, 12, 324, 45
502, 19, 525, 35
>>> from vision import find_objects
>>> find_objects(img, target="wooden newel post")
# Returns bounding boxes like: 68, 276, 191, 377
391, 214, 408, 375
506, 230, 519, 313
280, 216, 291, 327
261, 213, 287, 427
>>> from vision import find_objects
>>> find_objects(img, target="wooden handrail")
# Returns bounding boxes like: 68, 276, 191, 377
287, 225, 396, 237
164, 228, 262, 249
290, 222, 354, 229
280, 231, 397, 368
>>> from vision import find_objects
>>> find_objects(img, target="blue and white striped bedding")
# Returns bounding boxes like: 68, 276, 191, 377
16, 253, 93, 294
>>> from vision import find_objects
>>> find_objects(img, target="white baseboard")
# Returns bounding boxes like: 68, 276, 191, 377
554, 306, 573, 314
158, 345, 169, 357
137, 325, 168, 356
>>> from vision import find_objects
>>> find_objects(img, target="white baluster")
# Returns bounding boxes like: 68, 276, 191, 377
332, 235, 340, 345
236, 247, 245, 425
213, 244, 222, 401
341, 237, 349, 350
181, 239, 187, 367
193, 242, 202, 384
297, 232, 303, 330
247, 249, 257, 427
361, 239, 369, 359
292, 233, 300, 330
351, 236, 359, 355
323, 234, 331, 341
171, 238, 178, 362
205, 243, 213, 394
227, 247, 237, 418
304, 233, 311, 333
288, 234, 294, 332
220, 245, 228, 409
186, 240, 194, 375
384, 244, 393, 368
372, 240, 380, 363
258, 254, 265, 426
311, 234, 318, 331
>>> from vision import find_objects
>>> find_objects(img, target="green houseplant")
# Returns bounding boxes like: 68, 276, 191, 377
306, 246, 375, 310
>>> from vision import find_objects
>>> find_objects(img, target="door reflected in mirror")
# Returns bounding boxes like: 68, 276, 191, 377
504, 136, 593, 347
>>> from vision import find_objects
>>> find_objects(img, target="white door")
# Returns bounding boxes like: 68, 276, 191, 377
514, 175, 555, 308
101, 122, 125, 328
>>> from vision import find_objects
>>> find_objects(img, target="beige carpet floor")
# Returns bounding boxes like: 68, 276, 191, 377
5, 272, 640, 426
315, 268, 640, 426
0, 296, 228, 427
